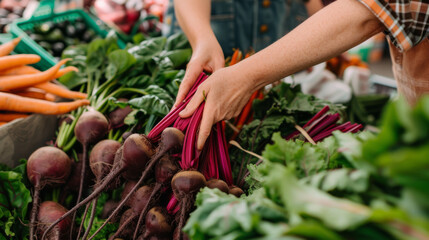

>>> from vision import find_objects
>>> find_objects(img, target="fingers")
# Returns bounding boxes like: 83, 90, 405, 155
179, 84, 206, 118
197, 101, 216, 150
174, 63, 202, 107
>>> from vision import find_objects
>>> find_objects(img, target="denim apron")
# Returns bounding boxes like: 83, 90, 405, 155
162, 0, 308, 57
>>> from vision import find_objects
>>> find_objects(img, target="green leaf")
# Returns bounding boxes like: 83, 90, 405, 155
128, 95, 170, 116
264, 165, 371, 230
261, 133, 328, 178
128, 36, 167, 62
0, 169, 31, 239
86, 39, 108, 72
0, 171, 31, 219
286, 221, 343, 240
105, 50, 136, 80
165, 32, 191, 51
59, 71, 88, 90
120, 74, 152, 88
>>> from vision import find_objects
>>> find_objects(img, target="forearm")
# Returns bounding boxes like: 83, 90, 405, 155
235, 0, 384, 91
173, 0, 215, 49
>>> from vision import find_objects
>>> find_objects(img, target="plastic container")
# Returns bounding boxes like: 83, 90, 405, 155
8, 0, 125, 70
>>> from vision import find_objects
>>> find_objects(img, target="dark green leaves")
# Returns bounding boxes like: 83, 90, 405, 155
105, 50, 136, 80
0, 162, 31, 239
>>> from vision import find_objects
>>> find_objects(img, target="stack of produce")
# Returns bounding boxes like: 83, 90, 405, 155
0, 37, 90, 127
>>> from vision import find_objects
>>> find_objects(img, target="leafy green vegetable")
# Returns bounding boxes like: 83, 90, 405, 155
0, 161, 31, 240
188, 96, 429, 240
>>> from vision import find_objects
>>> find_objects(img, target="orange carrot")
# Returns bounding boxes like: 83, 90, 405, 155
0, 37, 21, 57
13, 87, 56, 101
229, 49, 242, 66
230, 90, 260, 141
0, 54, 41, 72
0, 92, 90, 115
0, 122, 8, 127
0, 112, 29, 122
54, 66, 78, 79
35, 82, 87, 99
0, 59, 69, 91
0, 65, 39, 76
0, 65, 78, 79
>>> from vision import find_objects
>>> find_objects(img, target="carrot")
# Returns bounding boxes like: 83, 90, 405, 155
0, 37, 21, 57
0, 65, 78, 79
0, 65, 39, 76
54, 66, 78, 79
0, 54, 41, 72
229, 49, 242, 66
0, 59, 69, 91
230, 90, 260, 141
0, 92, 90, 115
0, 122, 8, 127
14, 87, 56, 101
0, 112, 29, 121
35, 82, 87, 99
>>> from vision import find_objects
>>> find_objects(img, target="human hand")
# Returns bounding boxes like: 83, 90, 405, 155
179, 66, 254, 150
174, 37, 225, 107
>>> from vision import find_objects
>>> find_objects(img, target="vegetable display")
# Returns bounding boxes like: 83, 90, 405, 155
185, 96, 429, 240
2, 28, 426, 240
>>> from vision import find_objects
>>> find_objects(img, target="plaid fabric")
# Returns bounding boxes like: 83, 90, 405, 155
358, 0, 429, 51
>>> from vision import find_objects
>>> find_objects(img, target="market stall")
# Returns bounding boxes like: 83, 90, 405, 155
1, 1, 428, 240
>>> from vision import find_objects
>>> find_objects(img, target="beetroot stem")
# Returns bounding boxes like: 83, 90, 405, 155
29, 184, 40, 240
82, 198, 98, 239
70, 144, 88, 239
41, 166, 124, 240
76, 202, 91, 239
86, 162, 154, 240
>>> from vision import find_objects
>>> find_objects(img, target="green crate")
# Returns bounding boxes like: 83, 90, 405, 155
8, 0, 125, 70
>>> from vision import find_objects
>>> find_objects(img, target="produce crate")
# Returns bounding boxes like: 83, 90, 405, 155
8, 0, 125, 70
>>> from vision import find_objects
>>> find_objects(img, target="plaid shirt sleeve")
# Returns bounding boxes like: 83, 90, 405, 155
357, 0, 429, 51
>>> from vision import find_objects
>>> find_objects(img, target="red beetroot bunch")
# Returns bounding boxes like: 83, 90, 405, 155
41, 73, 238, 240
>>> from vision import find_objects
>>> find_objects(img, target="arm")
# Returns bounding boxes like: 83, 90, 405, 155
180, 0, 384, 150
242, 0, 383, 92
173, 0, 225, 106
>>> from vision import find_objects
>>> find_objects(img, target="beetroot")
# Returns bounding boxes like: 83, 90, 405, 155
132, 156, 179, 239
79, 139, 122, 238
42, 134, 154, 240
229, 186, 245, 197
37, 201, 71, 240
94, 186, 154, 239
27, 146, 72, 240
206, 179, 229, 194
171, 170, 206, 240
71, 109, 109, 238
143, 207, 172, 239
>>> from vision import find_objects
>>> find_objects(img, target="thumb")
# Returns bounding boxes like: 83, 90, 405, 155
174, 64, 203, 107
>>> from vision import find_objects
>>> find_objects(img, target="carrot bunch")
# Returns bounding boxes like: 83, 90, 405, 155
0, 37, 90, 127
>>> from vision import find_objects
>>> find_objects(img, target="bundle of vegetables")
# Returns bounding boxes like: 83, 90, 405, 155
285, 105, 363, 143
56, 32, 191, 152
0, 37, 90, 127
39, 71, 237, 240
228, 82, 345, 187
184, 96, 429, 240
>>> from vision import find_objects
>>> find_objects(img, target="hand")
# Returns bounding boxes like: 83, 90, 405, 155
179, 66, 254, 150
174, 37, 225, 107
